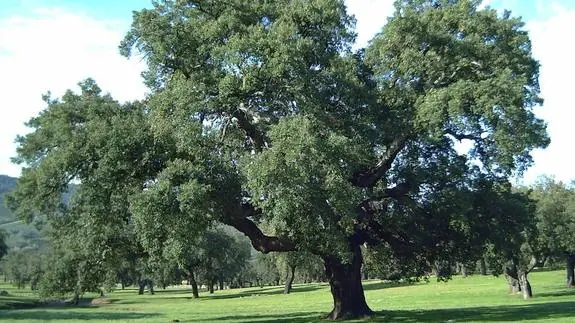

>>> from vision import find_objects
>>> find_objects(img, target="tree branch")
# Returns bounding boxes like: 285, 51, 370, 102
445, 129, 480, 142
232, 107, 268, 152
222, 203, 295, 253
352, 134, 410, 188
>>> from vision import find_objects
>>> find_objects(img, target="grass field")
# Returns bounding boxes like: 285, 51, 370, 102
1, 270, 575, 322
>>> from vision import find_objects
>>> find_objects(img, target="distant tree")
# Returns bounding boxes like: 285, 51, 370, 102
0, 229, 7, 261
249, 253, 281, 288
1, 248, 45, 290
274, 251, 319, 294
529, 177, 575, 288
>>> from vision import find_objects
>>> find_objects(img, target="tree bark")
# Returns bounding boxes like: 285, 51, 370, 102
362, 265, 369, 280
284, 265, 296, 294
519, 272, 532, 299
323, 243, 373, 320
457, 262, 468, 278
148, 280, 155, 295
138, 280, 145, 295
188, 271, 199, 298
505, 264, 521, 294
566, 254, 575, 288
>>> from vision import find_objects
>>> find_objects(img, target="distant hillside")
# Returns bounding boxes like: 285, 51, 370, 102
0, 175, 45, 250
0, 175, 18, 225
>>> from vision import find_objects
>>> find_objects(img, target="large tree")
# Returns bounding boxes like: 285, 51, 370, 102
8, 0, 548, 319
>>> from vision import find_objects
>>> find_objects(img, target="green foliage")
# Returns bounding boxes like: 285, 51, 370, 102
6, 0, 550, 312
529, 177, 575, 258
1, 248, 44, 290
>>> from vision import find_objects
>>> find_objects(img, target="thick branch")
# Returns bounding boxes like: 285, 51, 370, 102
232, 108, 268, 151
445, 129, 481, 142
223, 203, 295, 253
525, 255, 538, 274
352, 134, 409, 188
358, 182, 413, 212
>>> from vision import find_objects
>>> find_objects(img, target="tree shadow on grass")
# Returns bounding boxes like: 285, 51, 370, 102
0, 310, 160, 321
536, 288, 575, 298
362, 280, 419, 292
241, 284, 323, 296
181, 300, 575, 322
376, 300, 575, 322
186, 311, 324, 322
212, 284, 323, 300
157, 284, 325, 301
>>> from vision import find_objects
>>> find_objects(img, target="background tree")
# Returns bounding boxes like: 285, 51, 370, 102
8, 0, 549, 319
0, 229, 7, 262
529, 177, 575, 287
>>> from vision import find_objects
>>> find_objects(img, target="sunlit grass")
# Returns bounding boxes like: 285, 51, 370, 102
1, 270, 574, 322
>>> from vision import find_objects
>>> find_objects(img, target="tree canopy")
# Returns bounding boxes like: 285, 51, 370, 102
7, 0, 549, 319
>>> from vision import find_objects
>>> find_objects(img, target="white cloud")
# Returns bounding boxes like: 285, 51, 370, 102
0, 8, 147, 177
520, 4, 575, 185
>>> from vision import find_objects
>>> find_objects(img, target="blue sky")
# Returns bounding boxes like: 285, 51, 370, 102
0, 0, 573, 186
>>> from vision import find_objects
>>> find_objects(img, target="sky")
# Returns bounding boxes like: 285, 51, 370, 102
0, 0, 573, 185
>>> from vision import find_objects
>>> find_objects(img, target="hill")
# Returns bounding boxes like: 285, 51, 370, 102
0, 175, 45, 250
0, 175, 18, 225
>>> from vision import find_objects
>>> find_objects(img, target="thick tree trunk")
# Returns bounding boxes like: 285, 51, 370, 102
519, 272, 532, 299
479, 258, 487, 275
566, 254, 575, 288
209, 282, 214, 294
284, 265, 296, 294
323, 243, 373, 320
189, 272, 199, 298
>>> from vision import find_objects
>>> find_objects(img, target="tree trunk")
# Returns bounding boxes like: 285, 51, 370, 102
148, 280, 155, 295
209, 282, 214, 294
138, 281, 145, 295
505, 263, 521, 294
72, 293, 79, 305
323, 243, 373, 320
219, 279, 224, 291
361, 265, 369, 280
479, 258, 487, 275
284, 265, 296, 294
457, 263, 468, 278
519, 272, 532, 299
189, 272, 199, 299
566, 254, 575, 288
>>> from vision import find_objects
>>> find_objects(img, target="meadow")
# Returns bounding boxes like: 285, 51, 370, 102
1, 270, 575, 322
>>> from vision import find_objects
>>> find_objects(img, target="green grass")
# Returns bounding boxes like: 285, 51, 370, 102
1, 270, 575, 322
